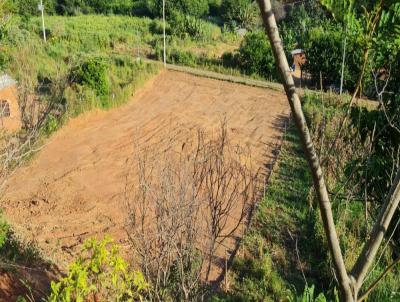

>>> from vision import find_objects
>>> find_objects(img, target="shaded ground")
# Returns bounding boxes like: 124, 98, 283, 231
0, 266, 58, 301
1, 70, 289, 297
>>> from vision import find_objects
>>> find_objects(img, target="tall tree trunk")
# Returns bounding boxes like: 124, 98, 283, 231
255, 1, 356, 300
256, 1, 400, 301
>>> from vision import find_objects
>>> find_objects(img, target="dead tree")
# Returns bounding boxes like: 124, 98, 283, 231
126, 124, 258, 301
0, 47, 69, 191
127, 148, 204, 301
256, 1, 400, 301
195, 125, 256, 281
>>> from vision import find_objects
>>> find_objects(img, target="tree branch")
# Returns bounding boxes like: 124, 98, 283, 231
351, 168, 400, 288
358, 255, 400, 302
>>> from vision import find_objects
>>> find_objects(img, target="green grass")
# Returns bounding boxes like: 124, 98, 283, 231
0, 212, 44, 270
4, 15, 241, 72
214, 94, 400, 301
211, 122, 326, 301
2, 16, 165, 133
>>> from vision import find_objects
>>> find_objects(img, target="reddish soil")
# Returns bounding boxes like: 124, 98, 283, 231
1, 70, 289, 298
0, 266, 58, 302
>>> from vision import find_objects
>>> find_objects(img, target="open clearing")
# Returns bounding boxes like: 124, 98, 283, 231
1, 70, 289, 276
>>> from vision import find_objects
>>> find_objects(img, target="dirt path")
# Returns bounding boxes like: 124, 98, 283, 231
1, 70, 289, 273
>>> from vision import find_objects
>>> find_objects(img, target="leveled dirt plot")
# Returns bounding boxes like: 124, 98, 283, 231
1, 70, 289, 279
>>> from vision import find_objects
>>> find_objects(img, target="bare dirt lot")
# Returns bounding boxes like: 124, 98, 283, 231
1, 70, 289, 281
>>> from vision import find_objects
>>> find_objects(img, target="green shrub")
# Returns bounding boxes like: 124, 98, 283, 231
176, 0, 210, 17
146, 0, 209, 17
89, 0, 134, 15
228, 253, 291, 301
303, 26, 364, 91
170, 49, 198, 66
13, 0, 56, 17
0, 49, 9, 69
0, 219, 41, 265
48, 236, 149, 302
350, 96, 400, 239
209, 0, 223, 16
290, 285, 334, 302
0, 214, 9, 250
221, 0, 258, 29
53, 0, 135, 15
71, 57, 109, 96
221, 51, 239, 68
149, 18, 171, 35
238, 31, 277, 80
169, 10, 221, 41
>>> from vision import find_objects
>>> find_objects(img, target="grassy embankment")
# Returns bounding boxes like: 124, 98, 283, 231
212, 93, 400, 302
20, 15, 244, 78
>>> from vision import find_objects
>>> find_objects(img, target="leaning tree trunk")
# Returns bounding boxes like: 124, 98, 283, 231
255, 1, 355, 300
256, 1, 400, 301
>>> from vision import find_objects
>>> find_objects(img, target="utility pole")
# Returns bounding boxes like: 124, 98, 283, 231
340, 29, 347, 95
38, 0, 46, 42
162, 0, 166, 67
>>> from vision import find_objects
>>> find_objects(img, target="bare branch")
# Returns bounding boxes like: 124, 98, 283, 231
351, 168, 400, 288
358, 256, 400, 302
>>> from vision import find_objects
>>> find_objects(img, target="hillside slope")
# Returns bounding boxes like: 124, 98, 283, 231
2, 71, 289, 274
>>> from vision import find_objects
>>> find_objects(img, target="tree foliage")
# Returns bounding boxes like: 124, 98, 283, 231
238, 31, 277, 79
0, 0, 11, 31
303, 26, 364, 90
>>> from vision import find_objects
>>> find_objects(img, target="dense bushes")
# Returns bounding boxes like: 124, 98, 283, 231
3, 16, 161, 126
13, 0, 212, 17
0, 213, 41, 265
303, 27, 364, 91
146, 0, 210, 18
12, 0, 135, 16
0, 214, 9, 250
71, 58, 110, 95
70, 57, 109, 96
12, 0, 56, 17
169, 10, 221, 40
350, 95, 400, 203
238, 31, 277, 79
9, 0, 255, 28
221, 0, 259, 29
152, 27, 278, 81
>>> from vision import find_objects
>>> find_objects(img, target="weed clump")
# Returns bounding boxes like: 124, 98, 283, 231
70, 57, 109, 96
48, 237, 148, 302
